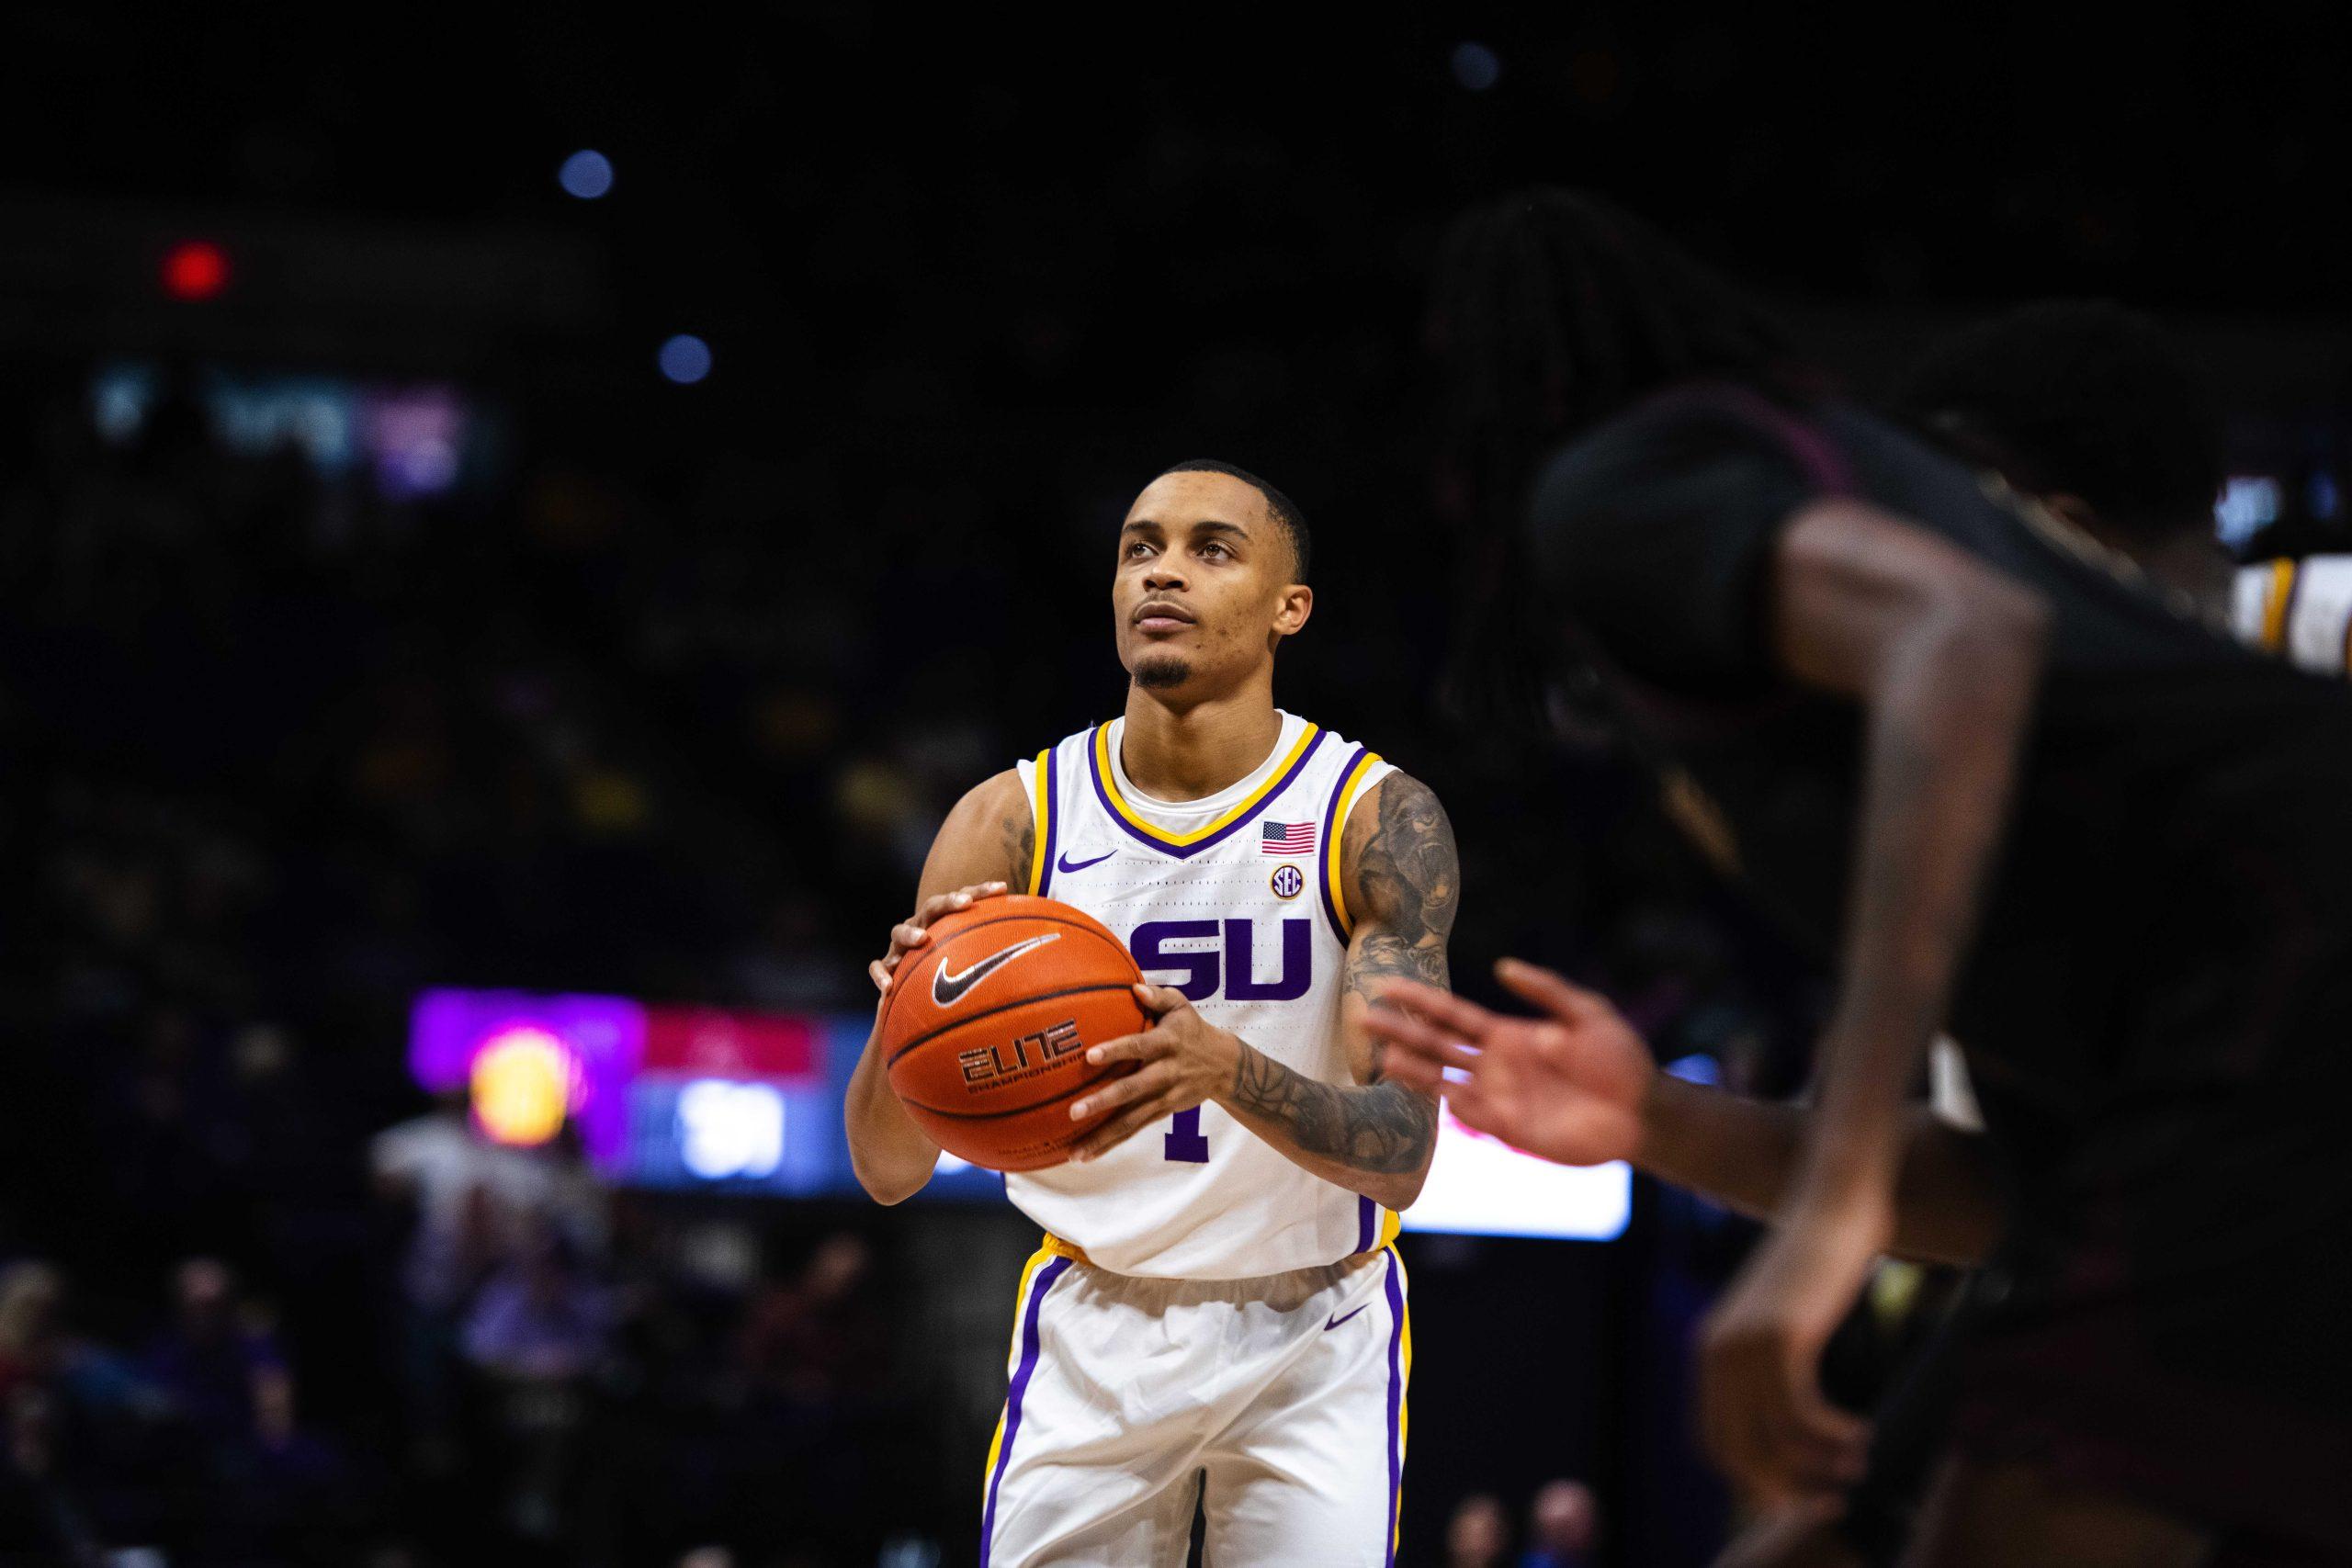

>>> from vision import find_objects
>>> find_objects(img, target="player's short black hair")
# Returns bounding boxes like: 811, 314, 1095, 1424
1899, 300, 2221, 543
1158, 457, 1311, 582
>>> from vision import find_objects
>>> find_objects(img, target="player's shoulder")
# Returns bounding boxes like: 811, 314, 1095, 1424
1336, 766, 1458, 934
1343, 769, 1451, 847
928, 768, 1035, 890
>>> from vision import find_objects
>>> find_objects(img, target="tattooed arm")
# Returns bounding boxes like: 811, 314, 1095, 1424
844, 769, 1032, 1203
1065, 773, 1458, 1213
1217, 772, 1454, 1210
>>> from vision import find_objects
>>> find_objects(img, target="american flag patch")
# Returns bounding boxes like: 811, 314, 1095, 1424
1261, 821, 1315, 855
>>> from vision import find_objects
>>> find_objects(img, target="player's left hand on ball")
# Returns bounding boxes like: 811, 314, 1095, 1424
1363, 961, 1651, 1168
1064, 983, 1239, 1163
1697, 1211, 1877, 1508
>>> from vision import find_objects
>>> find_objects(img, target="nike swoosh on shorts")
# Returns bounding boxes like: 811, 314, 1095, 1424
1322, 1304, 1369, 1332
932, 932, 1061, 1007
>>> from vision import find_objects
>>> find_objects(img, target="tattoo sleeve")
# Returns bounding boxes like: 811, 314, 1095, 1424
1229, 1045, 1437, 1174
1001, 791, 1036, 893
1225, 773, 1456, 1177
1343, 773, 1457, 1004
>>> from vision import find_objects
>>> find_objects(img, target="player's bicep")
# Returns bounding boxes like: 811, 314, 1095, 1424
913, 769, 1034, 905
1339, 772, 1458, 1084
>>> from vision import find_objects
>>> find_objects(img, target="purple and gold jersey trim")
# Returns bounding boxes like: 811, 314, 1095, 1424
1087, 720, 1326, 859
1027, 749, 1059, 897
1317, 746, 1382, 943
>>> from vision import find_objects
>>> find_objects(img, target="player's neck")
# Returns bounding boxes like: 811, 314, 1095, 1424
1119, 679, 1283, 803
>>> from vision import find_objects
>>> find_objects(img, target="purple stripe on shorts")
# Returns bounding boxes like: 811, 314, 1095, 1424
979, 1255, 1072, 1568
1355, 1193, 1376, 1256
1382, 1248, 1406, 1568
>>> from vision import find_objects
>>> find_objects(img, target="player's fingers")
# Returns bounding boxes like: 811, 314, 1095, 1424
868, 959, 891, 994
1374, 1039, 1445, 1094
1362, 1008, 1482, 1071
1069, 1062, 1169, 1120
890, 920, 928, 953
1369, 980, 1502, 1042
1131, 982, 1190, 1017
1494, 958, 1610, 1023
1085, 1030, 1172, 1066
958, 880, 1011, 903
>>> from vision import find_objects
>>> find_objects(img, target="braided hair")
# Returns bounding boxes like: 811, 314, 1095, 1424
1429, 188, 1803, 724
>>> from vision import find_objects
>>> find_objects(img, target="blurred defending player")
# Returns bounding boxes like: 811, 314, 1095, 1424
845, 459, 1456, 1567
1406, 194, 2352, 1566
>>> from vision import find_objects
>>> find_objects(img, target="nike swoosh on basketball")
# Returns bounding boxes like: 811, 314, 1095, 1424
1057, 850, 1115, 874
932, 932, 1062, 1007
1322, 1304, 1369, 1332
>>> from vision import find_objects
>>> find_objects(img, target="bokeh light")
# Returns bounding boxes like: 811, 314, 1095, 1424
1452, 41, 1501, 92
161, 240, 230, 300
469, 1024, 579, 1147
658, 333, 713, 385
558, 149, 615, 199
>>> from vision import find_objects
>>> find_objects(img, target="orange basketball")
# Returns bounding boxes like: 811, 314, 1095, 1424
880, 895, 1147, 1172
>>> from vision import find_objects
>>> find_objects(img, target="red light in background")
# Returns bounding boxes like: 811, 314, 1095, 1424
161, 241, 229, 300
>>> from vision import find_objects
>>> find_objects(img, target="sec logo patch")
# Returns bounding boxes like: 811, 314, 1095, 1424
1270, 863, 1306, 900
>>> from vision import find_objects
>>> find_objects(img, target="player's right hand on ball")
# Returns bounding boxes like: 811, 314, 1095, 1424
868, 882, 1010, 1001
1364, 959, 1651, 1168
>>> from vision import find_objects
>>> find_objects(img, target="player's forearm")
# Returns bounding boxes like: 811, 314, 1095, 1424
1639, 1076, 1999, 1266
1804, 612, 2041, 1209
844, 1039, 941, 1204
1216, 1042, 1436, 1212
1772, 503, 2049, 1221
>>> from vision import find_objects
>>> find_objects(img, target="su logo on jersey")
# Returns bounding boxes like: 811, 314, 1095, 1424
1130, 919, 1312, 1002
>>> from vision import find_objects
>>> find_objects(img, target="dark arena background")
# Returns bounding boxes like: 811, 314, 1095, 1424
1, 9, 2348, 1566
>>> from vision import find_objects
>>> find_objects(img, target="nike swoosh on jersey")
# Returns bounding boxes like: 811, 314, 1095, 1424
1322, 1303, 1369, 1332
1056, 850, 1115, 874
931, 932, 1061, 1008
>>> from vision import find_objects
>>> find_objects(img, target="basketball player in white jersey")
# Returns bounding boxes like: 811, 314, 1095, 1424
843, 457, 1458, 1567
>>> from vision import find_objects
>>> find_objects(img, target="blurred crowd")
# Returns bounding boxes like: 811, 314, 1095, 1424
0, 374, 1003, 1564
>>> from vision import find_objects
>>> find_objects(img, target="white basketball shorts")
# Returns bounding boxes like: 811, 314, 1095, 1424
978, 1240, 1412, 1568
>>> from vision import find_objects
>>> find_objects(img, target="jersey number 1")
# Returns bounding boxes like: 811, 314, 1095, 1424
1163, 1108, 1209, 1163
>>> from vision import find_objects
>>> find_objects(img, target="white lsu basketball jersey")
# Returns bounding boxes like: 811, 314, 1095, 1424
1005, 710, 1399, 1280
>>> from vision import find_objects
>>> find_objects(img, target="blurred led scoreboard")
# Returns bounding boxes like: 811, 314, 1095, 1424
411, 988, 1628, 1240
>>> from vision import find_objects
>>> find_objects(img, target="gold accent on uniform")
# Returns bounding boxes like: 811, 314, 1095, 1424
1025, 751, 1053, 893
2262, 557, 2298, 652
1323, 751, 1383, 938
1092, 722, 1321, 848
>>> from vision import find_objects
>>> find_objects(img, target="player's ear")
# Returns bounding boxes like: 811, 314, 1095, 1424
1272, 583, 1313, 638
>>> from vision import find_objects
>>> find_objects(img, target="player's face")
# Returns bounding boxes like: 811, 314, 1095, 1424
1113, 472, 1310, 697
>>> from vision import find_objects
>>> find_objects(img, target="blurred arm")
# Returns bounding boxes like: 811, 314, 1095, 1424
843, 770, 1033, 1204
1638, 1077, 2000, 1267
1763, 498, 2048, 1247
